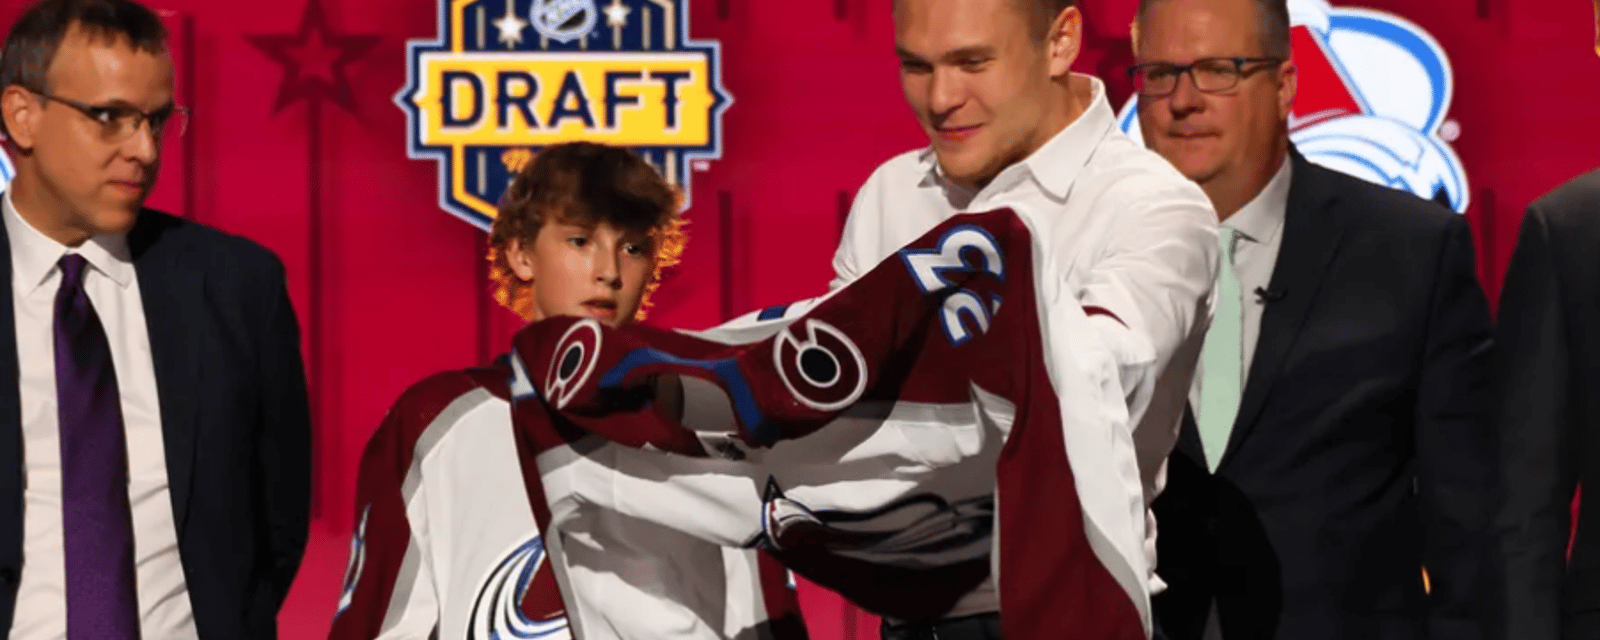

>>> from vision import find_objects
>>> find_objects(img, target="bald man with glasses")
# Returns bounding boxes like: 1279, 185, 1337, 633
1128, 0, 1499, 639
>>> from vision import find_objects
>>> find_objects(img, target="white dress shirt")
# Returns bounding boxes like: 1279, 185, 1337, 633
832, 75, 1220, 610
1188, 158, 1291, 417
5, 192, 197, 640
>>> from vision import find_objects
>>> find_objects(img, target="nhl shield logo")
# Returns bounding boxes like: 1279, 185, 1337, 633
530, 0, 598, 43
1118, 0, 1470, 213
397, 0, 731, 230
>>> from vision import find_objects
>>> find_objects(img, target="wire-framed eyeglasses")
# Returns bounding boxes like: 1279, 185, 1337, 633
31, 89, 189, 141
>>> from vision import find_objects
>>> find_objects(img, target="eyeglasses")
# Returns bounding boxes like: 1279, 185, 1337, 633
1126, 57, 1284, 97
32, 90, 189, 141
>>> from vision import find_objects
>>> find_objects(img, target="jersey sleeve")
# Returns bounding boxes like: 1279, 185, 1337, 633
1070, 180, 1217, 472
327, 374, 484, 640
1068, 181, 1218, 598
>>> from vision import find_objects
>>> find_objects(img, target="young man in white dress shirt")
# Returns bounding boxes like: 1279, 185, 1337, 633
831, 0, 1220, 637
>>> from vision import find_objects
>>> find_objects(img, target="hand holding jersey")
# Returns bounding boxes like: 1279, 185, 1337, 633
508, 208, 1157, 640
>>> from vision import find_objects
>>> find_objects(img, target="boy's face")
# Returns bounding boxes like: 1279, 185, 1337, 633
511, 219, 656, 327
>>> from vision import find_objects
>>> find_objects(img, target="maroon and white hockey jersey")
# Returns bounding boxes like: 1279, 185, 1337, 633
326, 365, 805, 640
507, 209, 1157, 639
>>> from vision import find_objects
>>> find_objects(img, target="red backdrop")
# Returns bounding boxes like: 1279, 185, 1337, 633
0, 0, 1596, 638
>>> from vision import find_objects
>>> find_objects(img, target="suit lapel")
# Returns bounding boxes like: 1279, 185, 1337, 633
1175, 403, 1206, 466
131, 213, 202, 530
1219, 149, 1348, 467
0, 213, 23, 568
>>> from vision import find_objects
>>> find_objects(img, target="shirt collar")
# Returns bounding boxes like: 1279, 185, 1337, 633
4, 190, 134, 293
917, 74, 1117, 204
1225, 156, 1292, 246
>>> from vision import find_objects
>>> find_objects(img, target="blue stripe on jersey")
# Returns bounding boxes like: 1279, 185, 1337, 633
757, 304, 790, 321
599, 348, 774, 444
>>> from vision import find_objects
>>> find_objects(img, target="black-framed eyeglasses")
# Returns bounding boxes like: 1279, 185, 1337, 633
1126, 57, 1284, 97
31, 90, 189, 141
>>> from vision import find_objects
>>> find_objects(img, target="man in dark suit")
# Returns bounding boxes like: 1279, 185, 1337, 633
1131, 0, 1498, 638
1495, 166, 1600, 640
1493, 10, 1600, 640
0, 1, 311, 638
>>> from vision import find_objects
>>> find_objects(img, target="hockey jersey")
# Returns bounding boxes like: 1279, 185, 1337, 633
326, 365, 805, 640
507, 208, 1156, 639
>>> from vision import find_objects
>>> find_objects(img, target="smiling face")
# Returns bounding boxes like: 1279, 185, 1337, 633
894, 0, 1079, 190
2, 25, 172, 245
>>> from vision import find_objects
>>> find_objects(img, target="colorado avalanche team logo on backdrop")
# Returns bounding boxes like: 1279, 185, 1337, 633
0, 152, 13, 191
1117, 0, 1470, 212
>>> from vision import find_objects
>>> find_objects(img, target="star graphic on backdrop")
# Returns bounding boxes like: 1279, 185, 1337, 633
245, 1, 380, 115
494, 1, 529, 48
604, 0, 631, 28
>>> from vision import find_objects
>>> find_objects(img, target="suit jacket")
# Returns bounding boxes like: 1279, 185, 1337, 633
1495, 167, 1600, 640
1151, 148, 1498, 640
0, 206, 312, 639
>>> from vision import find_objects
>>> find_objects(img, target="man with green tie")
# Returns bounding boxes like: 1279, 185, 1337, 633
1129, 0, 1500, 638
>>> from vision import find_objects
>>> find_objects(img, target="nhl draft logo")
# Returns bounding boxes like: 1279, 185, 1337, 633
1118, 0, 1470, 212
531, 0, 597, 43
0, 152, 13, 192
397, 0, 731, 230
467, 534, 568, 639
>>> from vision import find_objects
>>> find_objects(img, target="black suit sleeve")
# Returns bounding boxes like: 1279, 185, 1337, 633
1494, 204, 1575, 640
1412, 218, 1499, 639
255, 258, 312, 607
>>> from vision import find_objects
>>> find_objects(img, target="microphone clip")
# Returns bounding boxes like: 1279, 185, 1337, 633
1254, 286, 1286, 303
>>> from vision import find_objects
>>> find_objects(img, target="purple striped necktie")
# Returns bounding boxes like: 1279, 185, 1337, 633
54, 253, 140, 639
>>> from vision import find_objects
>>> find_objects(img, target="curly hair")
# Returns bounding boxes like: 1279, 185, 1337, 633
486, 142, 688, 323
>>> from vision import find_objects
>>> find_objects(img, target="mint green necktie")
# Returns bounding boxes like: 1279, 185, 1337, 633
1199, 227, 1243, 471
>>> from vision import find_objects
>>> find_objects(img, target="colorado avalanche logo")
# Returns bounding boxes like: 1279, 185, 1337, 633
545, 319, 603, 409
1117, 0, 1470, 212
467, 535, 569, 640
772, 319, 868, 412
